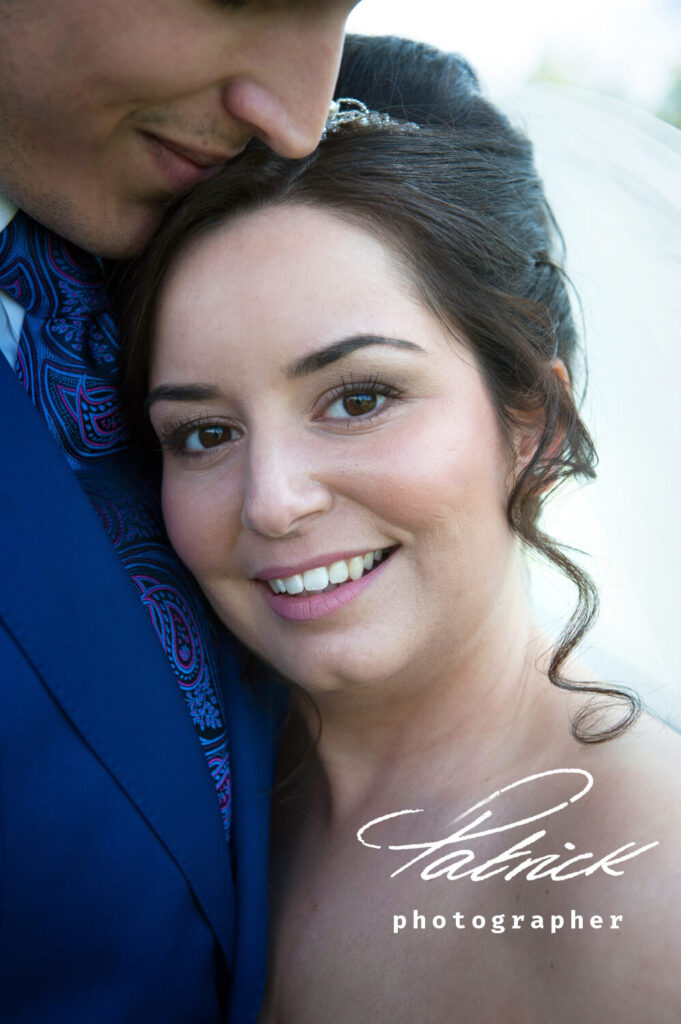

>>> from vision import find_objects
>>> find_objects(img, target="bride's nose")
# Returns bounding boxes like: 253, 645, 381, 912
239, 432, 332, 538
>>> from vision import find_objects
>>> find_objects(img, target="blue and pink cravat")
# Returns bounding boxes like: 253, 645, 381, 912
0, 209, 231, 840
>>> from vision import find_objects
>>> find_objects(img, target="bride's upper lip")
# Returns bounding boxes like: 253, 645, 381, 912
254, 547, 391, 581
145, 132, 239, 169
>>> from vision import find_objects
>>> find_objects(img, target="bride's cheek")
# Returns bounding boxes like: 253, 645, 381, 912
161, 473, 233, 579
335, 414, 461, 523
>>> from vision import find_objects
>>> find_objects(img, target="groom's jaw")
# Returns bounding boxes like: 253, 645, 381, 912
0, 0, 356, 257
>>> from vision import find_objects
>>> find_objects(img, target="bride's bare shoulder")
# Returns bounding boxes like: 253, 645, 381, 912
573, 709, 681, 814
549, 707, 681, 864
545, 712, 681, 1020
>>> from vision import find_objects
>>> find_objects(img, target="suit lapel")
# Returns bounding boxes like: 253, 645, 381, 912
224, 644, 287, 1024
0, 358, 234, 967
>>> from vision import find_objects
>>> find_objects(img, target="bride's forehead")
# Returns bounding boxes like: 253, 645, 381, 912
159, 204, 431, 337
188, 203, 407, 279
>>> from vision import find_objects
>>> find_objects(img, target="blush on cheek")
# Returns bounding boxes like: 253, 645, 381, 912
161, 479, 219, 579
338, 425, 507, 531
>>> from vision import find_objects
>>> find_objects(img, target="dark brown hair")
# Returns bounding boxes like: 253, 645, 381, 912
118, 44, 639, 743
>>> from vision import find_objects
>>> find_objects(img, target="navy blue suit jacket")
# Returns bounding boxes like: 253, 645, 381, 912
0, 356, 276, 1024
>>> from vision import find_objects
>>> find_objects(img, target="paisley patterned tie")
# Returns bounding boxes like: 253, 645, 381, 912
0, 209, 231, 840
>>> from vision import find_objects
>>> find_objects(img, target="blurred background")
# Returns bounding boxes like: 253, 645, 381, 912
347, 0, 681, 126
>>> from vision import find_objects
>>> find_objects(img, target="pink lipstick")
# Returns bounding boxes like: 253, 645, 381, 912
260, 549, 394, 622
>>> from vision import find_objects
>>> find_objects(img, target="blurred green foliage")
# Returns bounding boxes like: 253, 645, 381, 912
531, 57, 681, 129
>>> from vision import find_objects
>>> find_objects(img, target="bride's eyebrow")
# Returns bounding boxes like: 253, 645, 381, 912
286, 335, 425, 378
144, 383, 220, 412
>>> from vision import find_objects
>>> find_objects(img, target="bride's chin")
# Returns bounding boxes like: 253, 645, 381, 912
284, 666, 382, 698
280, 650, 417, 704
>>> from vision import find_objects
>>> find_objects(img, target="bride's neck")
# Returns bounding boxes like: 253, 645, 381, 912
284, 570, 554, 825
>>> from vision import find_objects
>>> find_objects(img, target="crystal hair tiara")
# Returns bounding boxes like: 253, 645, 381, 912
322, 97, 420, 138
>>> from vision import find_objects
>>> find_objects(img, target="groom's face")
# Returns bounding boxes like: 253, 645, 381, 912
0, 0, 357, 257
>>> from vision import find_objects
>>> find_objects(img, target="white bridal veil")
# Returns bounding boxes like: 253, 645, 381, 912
501, 86, 681, 729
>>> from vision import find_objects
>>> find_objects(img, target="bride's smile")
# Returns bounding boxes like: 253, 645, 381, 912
255, 544, 397, 622
147, 203, 531, 695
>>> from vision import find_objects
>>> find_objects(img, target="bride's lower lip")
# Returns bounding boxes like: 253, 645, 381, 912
259, 552, 394, 622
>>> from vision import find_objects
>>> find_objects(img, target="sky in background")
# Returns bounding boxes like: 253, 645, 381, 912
346, 0, 681, 113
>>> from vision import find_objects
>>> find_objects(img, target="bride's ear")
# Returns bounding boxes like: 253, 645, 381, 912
512, 358, 570, 482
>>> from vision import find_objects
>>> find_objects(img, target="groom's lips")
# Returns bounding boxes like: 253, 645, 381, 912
142, 132, 241, 191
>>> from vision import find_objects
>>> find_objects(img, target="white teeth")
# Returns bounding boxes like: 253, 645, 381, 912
348, 556, 364, 581
328, 560, 349, 585
268, 547, 390, 595
303, 566, 329, 592
284, 574, 304, 595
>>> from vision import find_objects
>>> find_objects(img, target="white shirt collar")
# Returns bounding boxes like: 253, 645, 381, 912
0, 194, 17, 233
0, 193, 22, 367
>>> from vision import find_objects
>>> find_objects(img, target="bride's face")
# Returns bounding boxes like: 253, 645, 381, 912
148, 204, 522, 694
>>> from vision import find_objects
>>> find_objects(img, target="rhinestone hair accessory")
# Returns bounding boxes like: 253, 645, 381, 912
323, 97, 420, 138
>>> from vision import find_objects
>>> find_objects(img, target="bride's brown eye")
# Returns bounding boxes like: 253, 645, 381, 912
343, 393, 378, 416
324, 388, 390, 421
198, 426, 226, 447
182, 424, 233, 452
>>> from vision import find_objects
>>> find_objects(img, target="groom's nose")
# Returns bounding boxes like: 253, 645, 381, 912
220, 5, 352, 160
